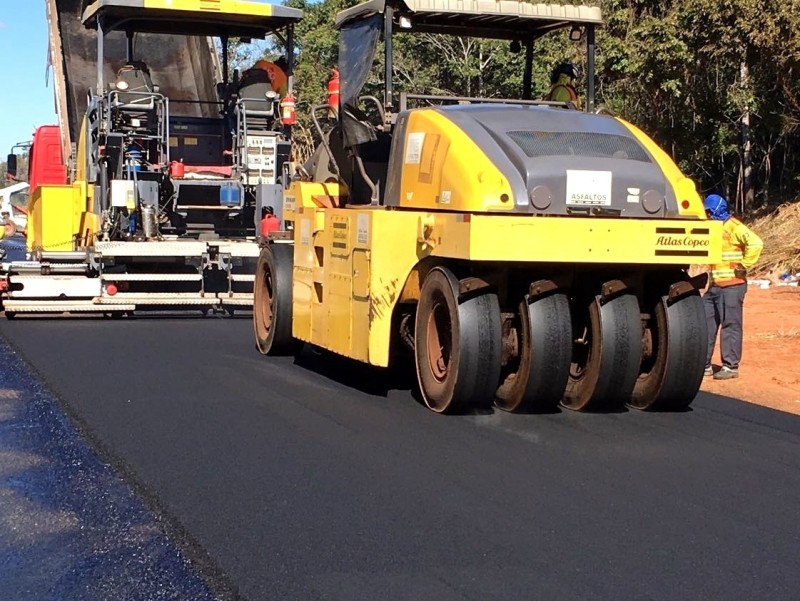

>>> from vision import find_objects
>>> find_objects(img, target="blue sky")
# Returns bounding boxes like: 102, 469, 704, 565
0, 2, 57, 155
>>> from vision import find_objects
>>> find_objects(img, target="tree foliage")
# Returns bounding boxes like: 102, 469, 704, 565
598, 0, 800, 210
273, 0, 799, 209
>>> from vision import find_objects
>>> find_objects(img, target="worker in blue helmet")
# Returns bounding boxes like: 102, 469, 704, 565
702, 193, 763, 380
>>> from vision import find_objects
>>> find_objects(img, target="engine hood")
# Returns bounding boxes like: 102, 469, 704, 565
436, 104, 679, 218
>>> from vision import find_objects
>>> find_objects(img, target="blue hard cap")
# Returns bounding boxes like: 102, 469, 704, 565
703, 194, 731, 221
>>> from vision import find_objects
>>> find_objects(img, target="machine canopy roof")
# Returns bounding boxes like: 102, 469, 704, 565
335, 0, 602, 40
82, 0, 303, 38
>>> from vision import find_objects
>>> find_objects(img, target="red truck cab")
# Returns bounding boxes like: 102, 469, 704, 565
7, 125, 67, 190
27, 125, 68, 191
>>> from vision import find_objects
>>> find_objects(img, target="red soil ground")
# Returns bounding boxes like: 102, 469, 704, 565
702, 285, 800, 415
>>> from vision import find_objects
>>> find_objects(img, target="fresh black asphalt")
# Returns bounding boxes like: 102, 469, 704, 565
1, 313, 799, 600
0, 332, 216, 601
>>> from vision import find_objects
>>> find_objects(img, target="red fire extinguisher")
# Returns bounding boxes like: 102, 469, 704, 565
327, 69, 340, 118
280, 93, 296, 126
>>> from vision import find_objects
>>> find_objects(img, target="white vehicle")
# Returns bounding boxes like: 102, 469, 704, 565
0, 182, 28, 237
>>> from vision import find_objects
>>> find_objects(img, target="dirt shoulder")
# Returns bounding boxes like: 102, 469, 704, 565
702, 285, 800, 415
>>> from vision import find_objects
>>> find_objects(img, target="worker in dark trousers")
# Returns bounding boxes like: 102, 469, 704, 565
703, 194, 764, 380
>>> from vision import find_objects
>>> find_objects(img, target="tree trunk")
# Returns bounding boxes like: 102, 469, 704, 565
740, 60, 754, 212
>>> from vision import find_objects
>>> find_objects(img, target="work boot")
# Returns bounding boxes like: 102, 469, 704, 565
713, 366, 739, 380
704, 365, 714, 377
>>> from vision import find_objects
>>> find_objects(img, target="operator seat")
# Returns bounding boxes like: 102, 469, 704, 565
236, 67, 277, 131
340, 103, 391, 205
111, 61, 161, 135
113, 61, 157, 108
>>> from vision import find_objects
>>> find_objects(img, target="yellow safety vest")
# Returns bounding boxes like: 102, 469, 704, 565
710, 217, 764, 287
545, 83, 579, 104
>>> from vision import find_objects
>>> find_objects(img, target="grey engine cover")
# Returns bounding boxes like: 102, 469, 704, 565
426, 104, 680, 219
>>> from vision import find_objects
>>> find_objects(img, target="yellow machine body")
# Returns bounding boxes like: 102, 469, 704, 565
251, 0, 720, 413
284, 107, 722, 367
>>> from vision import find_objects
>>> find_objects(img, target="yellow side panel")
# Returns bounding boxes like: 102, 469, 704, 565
79, 211, 100, 248
326, 214, 353, 356
292, 211, 315, 342
290, 206, 423, 367
27, 184, 85, 252
409, 212, 721, 265
365, 211, 429, 366
284, 181, 345, 219
398, 109, 514, 213
351, 246, 371, 361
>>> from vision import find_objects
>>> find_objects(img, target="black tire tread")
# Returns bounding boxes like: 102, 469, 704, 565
563, 293, 643, 411
629, 293, 706, 411
415, 267, 502, 414
253, 244, 299, 356
495, 293, 572, 413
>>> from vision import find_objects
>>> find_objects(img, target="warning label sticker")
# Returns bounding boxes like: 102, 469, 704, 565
405, 132, 426, 165
357, 213, 369, 245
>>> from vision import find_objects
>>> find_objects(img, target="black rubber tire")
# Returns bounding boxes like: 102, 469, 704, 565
495, 292, 572, 413
253, 244, 299, 355
415, 267, 502, 414
562, 293, 643, 411
629, 292, 707, 411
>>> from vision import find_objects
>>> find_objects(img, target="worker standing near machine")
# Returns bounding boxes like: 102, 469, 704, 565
702, 193, 763, 380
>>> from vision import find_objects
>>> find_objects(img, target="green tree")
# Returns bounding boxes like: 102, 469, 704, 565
279, 0, 800, 208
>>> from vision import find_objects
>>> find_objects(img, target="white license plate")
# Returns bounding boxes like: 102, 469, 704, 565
566, 170, 613, 206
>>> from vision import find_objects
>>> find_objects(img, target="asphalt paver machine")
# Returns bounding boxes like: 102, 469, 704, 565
0, 0, 303, 316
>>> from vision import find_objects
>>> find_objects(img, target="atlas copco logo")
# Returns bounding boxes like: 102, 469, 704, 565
656, 235, 710, 248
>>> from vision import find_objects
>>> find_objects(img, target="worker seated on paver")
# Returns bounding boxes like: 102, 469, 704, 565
235, 57, 288, 131
238, 58, 287, 104
250, 57, 289, 97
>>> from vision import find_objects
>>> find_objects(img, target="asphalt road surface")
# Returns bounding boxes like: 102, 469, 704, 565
0, 334, 215, 601
1, 315, 799, 600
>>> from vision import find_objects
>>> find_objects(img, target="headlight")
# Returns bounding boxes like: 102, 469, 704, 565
116, 79, 129, 91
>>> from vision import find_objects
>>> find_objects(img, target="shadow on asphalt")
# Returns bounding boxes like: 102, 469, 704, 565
292, 345, 418, 400
291, 347, 588, 418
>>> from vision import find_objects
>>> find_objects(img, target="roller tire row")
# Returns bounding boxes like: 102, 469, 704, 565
254, 246, 707, 414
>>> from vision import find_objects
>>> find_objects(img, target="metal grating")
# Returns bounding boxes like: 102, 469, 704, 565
507, 130, 652, 163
